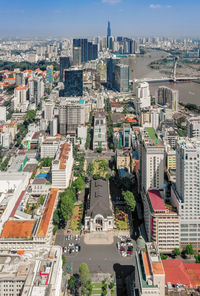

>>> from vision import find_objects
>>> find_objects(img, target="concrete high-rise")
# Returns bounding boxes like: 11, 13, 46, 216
135, 82, 151, 112
157, 86, 178, 111
139, 128, 165, 193
73, 47, 81, 66
59, 57, 70, 82
187, 117, 200, 138
59, 100, 85, 135
171, 138, 200, 250
63, 69, 83, 97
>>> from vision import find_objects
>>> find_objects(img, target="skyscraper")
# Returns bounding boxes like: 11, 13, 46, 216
107, 57, 120, 89
73, 39, 88, 63
59, 57, 70, 82
107, 21, 111, 48
63, 69, 83, 97
114, 64, 129, 93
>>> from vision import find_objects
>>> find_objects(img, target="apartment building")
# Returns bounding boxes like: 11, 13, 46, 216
143, 190, 180, 253
139, 128, 165, 193
187, 117, 200, 138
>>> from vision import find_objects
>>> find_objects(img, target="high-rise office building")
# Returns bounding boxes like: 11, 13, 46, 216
107, 57, 120, 89
73, 47, 82, 65
114, 64, 129, 93
63, 69, 83, 97
172, 138, 200, 250
88, 42, 98, 61
59, 57, 70, 82
46, 65, 54, 84
107, 21, 111, 48
73, 39, 88, 63
157, 86, 179, 111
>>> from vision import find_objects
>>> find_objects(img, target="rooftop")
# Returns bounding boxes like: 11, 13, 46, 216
87, 179, 112, 218
162, 259, 200, 288
37, 188, 58, 237
1, 220, 35, 238
145, 128, 158, 140
148, 190, 166, 212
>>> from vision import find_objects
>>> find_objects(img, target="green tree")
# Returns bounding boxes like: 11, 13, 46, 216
59, 194, 74, 224
62, 255, 66, 267
73, 176, 85, 193
185, 244, 194, 256
173, 248, 181, 256
53, 225, 58, 235
96, 147, 103, 153
79, 263, 90, 288
87, 163, 94, 176
68, 275, 75, 293
109, 282, 114, 289
195, 254, 200, 263
160, 254, 168, 260
122, 191, 136, 212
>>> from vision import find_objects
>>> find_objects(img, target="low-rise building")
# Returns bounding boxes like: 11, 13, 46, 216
135, 242, 165, 296
52, 142, 73, 189
85, 179, 114, 232
31, 178, 50, 196
0, 247, 62, 296
40, 137, 60, 159
116, 149, 130, 170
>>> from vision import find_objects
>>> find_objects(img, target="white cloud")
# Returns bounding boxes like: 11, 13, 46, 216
166, 5, 172, 8
102, 0, 122, 4
149, 4, 161, 9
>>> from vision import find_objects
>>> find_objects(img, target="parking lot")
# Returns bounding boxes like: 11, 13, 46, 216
116, 235, 134, 257
55, 230, 137, 275
63, 234, 81, 255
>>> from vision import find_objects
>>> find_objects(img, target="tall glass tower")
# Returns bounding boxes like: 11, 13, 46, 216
107, 21, 111, 48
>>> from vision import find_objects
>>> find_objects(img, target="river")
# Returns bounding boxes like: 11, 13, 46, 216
134, 50, 200, 106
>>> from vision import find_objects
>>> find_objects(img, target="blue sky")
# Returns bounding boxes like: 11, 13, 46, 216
0, 0, 199, 37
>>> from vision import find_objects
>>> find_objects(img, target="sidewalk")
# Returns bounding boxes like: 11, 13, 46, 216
84, 231, 114, 245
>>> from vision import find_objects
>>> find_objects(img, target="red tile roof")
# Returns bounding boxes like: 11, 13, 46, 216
37, 188, 58, 237
148, 190, 166, 212
162, 260, 200, 288
1, 220, 35, 238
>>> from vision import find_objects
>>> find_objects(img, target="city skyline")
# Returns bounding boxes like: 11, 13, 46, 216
0, 0, 200, 38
